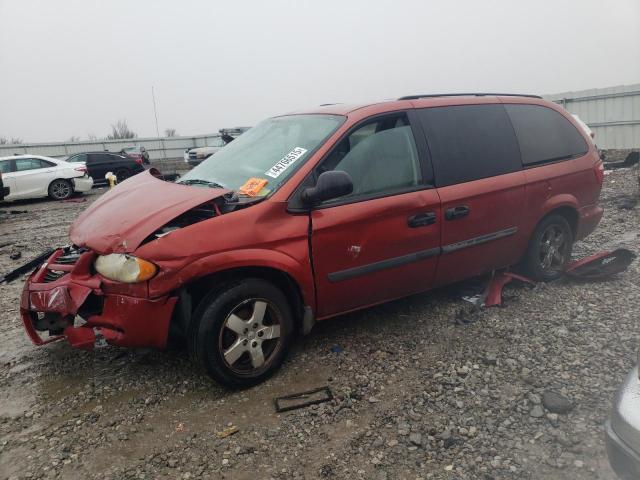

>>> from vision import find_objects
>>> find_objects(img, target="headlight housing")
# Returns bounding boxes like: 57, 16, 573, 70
94, 254, 157, 283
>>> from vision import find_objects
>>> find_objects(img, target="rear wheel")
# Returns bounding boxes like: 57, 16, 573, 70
523, 214, 573, 281
48, 179, 73, 200
114, 168, 130, 183
191, 279, 293, 388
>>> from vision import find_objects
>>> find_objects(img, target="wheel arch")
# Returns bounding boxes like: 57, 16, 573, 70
169, 264, 310, 342
540, 202, 579, 238
48, 177, 74, 197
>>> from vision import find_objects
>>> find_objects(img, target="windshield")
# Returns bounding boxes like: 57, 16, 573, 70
179, 114, 345, 196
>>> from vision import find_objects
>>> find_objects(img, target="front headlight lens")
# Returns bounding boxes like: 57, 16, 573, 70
94, 254, 157, 283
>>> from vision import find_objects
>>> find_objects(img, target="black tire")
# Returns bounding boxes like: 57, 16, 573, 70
48, 179, 73, 200
522, 214, 574, 282
114, 168, 130, 183
191, 278, 293, 388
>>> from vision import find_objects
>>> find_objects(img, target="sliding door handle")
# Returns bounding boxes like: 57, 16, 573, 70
445, 205, 470, 220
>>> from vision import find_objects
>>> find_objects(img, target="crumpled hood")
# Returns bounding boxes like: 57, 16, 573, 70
70, 170, 229, 253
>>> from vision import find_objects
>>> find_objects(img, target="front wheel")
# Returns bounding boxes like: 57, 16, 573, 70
48, 179, 73, 200
522, 214, 574, 282
191, 279, 293, 388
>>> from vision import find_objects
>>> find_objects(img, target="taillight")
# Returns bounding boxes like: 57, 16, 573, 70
74, 165, 87, 173
134, 158, 142, 165
594, 160, 604, 186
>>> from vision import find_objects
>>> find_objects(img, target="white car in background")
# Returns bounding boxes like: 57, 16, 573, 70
0, 155, 93, 201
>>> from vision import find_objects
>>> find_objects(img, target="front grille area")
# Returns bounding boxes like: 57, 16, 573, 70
43, 270, 66, 283
42, 246, 87, 283
55, 250, 84, 265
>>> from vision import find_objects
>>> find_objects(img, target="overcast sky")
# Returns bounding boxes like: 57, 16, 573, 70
1, 0, 639, 143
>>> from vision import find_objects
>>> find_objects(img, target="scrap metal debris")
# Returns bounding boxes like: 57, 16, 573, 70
9, 251, 21, 260
460, 248, 636, 311
274, 386, 333, 413
565, 248, 636, 280
603, 151, 639, 170
0, 249, 54, 284
0, 209, 28, 215
461, 272, 535, 309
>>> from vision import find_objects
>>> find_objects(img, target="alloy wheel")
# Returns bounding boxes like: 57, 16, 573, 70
50, 180, 71, 199
218, 298, 282, 375
538, 224, 569, 273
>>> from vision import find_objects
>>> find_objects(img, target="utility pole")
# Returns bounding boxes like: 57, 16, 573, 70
151, 86, 166, 159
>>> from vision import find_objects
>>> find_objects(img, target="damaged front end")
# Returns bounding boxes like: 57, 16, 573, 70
20, 245, 177, 350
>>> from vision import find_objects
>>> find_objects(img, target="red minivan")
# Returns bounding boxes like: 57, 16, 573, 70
20, 94, 604, 387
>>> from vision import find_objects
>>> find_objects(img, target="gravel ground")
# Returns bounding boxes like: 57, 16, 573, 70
0, 170, 638, 480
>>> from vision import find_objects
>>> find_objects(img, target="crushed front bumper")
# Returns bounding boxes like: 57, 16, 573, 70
20, 247, 177, 350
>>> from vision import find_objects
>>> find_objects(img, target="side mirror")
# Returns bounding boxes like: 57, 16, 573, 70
302, 170, 353, 205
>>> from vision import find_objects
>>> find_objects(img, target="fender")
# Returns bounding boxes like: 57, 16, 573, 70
540, 193, 579, 215
148, 248, 316, 309
515, 193, 580, 258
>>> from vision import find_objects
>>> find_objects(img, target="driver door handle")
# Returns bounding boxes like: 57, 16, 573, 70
408, 212, 437, 228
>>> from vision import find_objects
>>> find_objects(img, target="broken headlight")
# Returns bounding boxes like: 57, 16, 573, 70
94, 254, 157, 283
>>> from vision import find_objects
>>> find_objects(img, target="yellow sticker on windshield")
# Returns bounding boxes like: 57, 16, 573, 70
238, 178, 269, 197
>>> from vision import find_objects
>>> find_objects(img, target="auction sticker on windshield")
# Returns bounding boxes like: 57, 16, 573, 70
265, 147, 308, 179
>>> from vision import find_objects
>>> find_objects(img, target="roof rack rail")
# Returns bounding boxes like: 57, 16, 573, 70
398, 93, 542, 100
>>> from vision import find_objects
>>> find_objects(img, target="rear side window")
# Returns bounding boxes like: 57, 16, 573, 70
68, 154, 87, 163
15, 158, 46, 171
418, 105, 521, 187
504, 104, 588, 166
0, 160, 12, 173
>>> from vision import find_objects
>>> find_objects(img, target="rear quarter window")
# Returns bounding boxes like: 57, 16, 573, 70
417, 104, 521, 187
504, 104, 588, 166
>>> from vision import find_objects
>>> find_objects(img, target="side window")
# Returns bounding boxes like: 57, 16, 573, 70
418, 104, 521, 187
504, 104, 588, 166
87, 154, 106, 164
68, 154, 87, 163
319, 114, 422, 199
0, 160, 12, 173
14, 158, 44, 171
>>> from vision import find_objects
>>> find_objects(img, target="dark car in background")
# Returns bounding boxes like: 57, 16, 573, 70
67, 152, 145, 184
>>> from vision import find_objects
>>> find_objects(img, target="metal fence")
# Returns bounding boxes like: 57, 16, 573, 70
545, 84, 640, 150
0, 133, 223, 161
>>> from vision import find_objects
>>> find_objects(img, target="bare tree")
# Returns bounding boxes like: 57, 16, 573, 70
0, 137, 23, 144
87, 133, 99, 141
68, 136, 80, 142
106, 120, 137, 140
164, 128, 177, 137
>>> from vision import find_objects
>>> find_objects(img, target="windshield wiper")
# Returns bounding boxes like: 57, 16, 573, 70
179, 179, 227, 189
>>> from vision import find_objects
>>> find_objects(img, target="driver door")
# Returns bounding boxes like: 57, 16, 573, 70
310, 113, 442, 319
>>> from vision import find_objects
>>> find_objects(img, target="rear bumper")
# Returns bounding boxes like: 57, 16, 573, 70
576, 204, 604, 241
72, 176, 93, 193
20, 248, 177, 350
